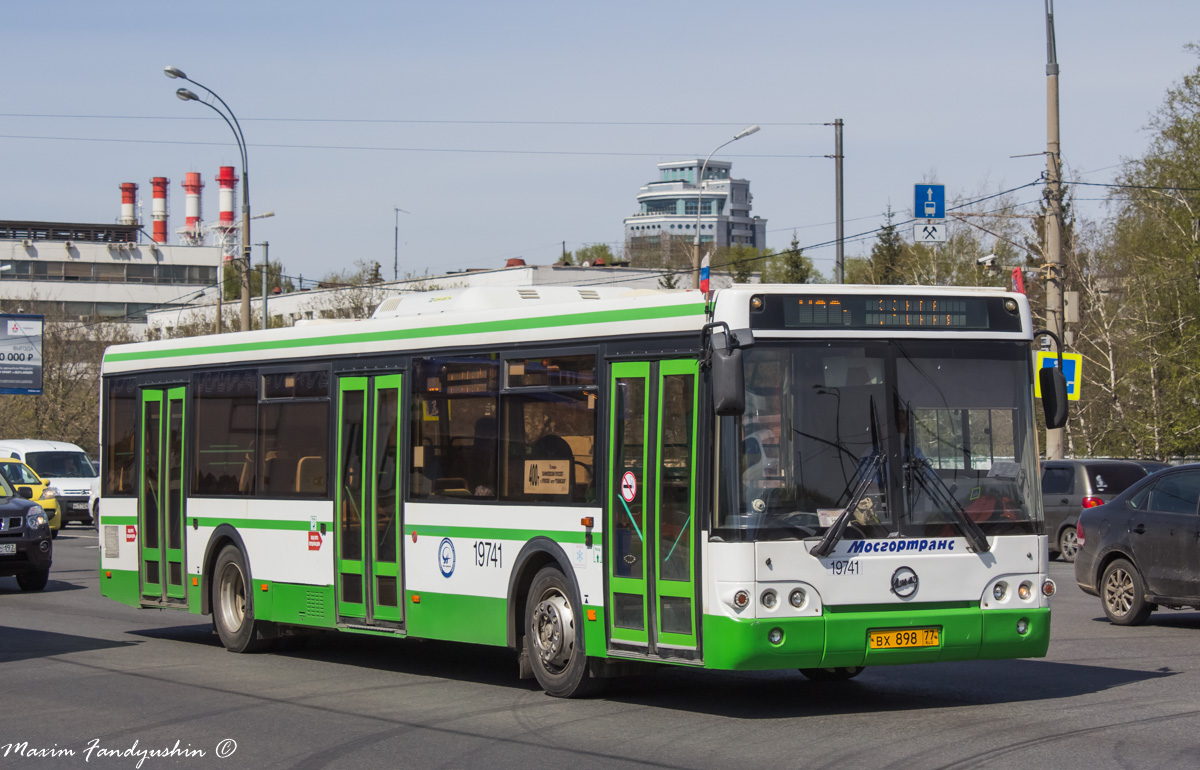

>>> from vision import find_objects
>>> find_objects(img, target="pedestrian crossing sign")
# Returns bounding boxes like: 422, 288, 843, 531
1035, 351, 1082, 401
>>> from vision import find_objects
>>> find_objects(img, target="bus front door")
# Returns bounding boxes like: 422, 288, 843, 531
138, 386, 187, 606
607, 360, 700, 656
335, 375, 404, 627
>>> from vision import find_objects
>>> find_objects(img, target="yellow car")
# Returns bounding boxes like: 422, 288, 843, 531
0, 458, 61, 537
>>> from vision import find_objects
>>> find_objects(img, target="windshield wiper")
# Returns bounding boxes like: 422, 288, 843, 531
906, 456, 991, 553
810, 453, 881, 558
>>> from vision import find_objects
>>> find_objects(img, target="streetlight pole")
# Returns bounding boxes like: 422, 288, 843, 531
692, 125, 761, 289
165, 66, 254, 332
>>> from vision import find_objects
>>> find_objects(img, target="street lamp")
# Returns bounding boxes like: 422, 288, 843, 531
692, 124, 761, 289
166, 66, 255, 332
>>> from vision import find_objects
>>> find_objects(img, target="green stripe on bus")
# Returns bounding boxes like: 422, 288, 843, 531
404, 524, 589, 544
102, 515, 138, 525
106, 302, 706, 363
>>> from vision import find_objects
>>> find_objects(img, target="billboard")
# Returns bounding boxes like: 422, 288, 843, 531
0, 314, 44, 395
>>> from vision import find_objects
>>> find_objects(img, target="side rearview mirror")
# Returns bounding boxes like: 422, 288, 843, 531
16, 486, 33, 500
1039, 366, 1068, 429
712, 346, 745, 416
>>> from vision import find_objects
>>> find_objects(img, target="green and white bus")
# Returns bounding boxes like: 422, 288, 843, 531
98, 284, 1063, 697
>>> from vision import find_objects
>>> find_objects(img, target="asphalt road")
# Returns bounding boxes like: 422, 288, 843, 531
3, 529, 1200, 770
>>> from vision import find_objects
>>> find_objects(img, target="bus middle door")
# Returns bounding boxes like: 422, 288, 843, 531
335, 375, 404, 627
607, 360, 700, 657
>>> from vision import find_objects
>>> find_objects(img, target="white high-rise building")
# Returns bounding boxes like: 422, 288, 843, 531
623, 159, 767, 258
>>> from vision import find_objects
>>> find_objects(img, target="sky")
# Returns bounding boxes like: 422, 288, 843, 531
3, 1, 1199, 285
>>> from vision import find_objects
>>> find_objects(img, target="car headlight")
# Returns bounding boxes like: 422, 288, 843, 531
26, 508, 48, 530
39, 486, 60, 500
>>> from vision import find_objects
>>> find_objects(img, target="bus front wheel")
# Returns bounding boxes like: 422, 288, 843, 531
525, 566, 596, 698
212, 545, 276, 653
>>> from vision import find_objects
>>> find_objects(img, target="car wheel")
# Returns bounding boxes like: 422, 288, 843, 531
525, 566, 597, 697
800, 666, 865, 682
1101, 558, 1153, 626
16, 568, 50, 592
1058, 527, 1080, 563
212, 545, 277, 653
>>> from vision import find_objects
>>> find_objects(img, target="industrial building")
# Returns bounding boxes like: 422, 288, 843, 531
0, 169, 241, 324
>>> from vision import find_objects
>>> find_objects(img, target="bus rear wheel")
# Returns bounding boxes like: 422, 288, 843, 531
525, 566, 595, 698
800, 666, 864, 682
213, 545, 276, 653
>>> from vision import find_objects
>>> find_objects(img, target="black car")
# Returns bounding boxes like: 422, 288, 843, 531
0, 474, 53, 591
1074, 463, 1200, 625
1041, 459, 1148, 562
1125, 459, 1172, 475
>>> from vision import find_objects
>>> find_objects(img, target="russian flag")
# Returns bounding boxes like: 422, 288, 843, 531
699, 253, 710, 293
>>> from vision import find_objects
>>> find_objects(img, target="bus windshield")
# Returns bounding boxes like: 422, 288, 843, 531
714, 340, 1043, 542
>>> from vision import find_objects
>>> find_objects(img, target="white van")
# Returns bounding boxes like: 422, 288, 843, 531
0, 440, 99, 526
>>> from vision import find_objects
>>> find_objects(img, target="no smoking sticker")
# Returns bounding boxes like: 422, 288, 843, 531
620, 471, 637, 503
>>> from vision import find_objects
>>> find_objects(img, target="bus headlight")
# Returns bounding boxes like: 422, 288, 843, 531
993, 582, 1008, 601
789, 588, 807, 608
767, 627, 784, 645
761, 589, 778, 610
1018, 581, 1033, 601
1016, 618, 1029, 635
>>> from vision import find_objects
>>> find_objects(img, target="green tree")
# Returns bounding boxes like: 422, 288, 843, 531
760, 231, 815, 284
870, 206, 906, 284
717, 244, 764, 283
572, 243, 615, 266
223, 260, 295, 301
1065, 44, 1200, 458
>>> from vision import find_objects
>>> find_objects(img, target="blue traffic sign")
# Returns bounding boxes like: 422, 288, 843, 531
1035, 351, 1082, 402
915, 184, 945, 219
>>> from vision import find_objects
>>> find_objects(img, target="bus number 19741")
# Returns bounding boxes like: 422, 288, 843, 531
473, 541, 502, 568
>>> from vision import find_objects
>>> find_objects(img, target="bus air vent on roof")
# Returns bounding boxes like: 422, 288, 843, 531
578, 289, 601, 300
517, 289, 540, 300
375, 297, 404, 314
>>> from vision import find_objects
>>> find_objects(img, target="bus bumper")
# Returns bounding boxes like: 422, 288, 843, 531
700, 606, 1050, 671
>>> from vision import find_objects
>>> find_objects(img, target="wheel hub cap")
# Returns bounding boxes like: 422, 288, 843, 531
531, 594, 575, 670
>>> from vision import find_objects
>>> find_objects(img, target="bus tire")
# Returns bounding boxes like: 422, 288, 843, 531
525, 566, 595, 698
212, 545, 276, 653
800, 666, 864, 682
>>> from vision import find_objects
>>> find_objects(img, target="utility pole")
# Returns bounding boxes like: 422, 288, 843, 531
257, 241, 269, 330
832, 119, 845, 283
1044, 0, 1066, 460
394, 207, 409, 282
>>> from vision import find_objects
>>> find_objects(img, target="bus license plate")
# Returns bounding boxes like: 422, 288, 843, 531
868, 627, 940, 649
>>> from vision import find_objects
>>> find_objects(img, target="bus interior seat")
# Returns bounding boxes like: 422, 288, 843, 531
295, 456, 327, 494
